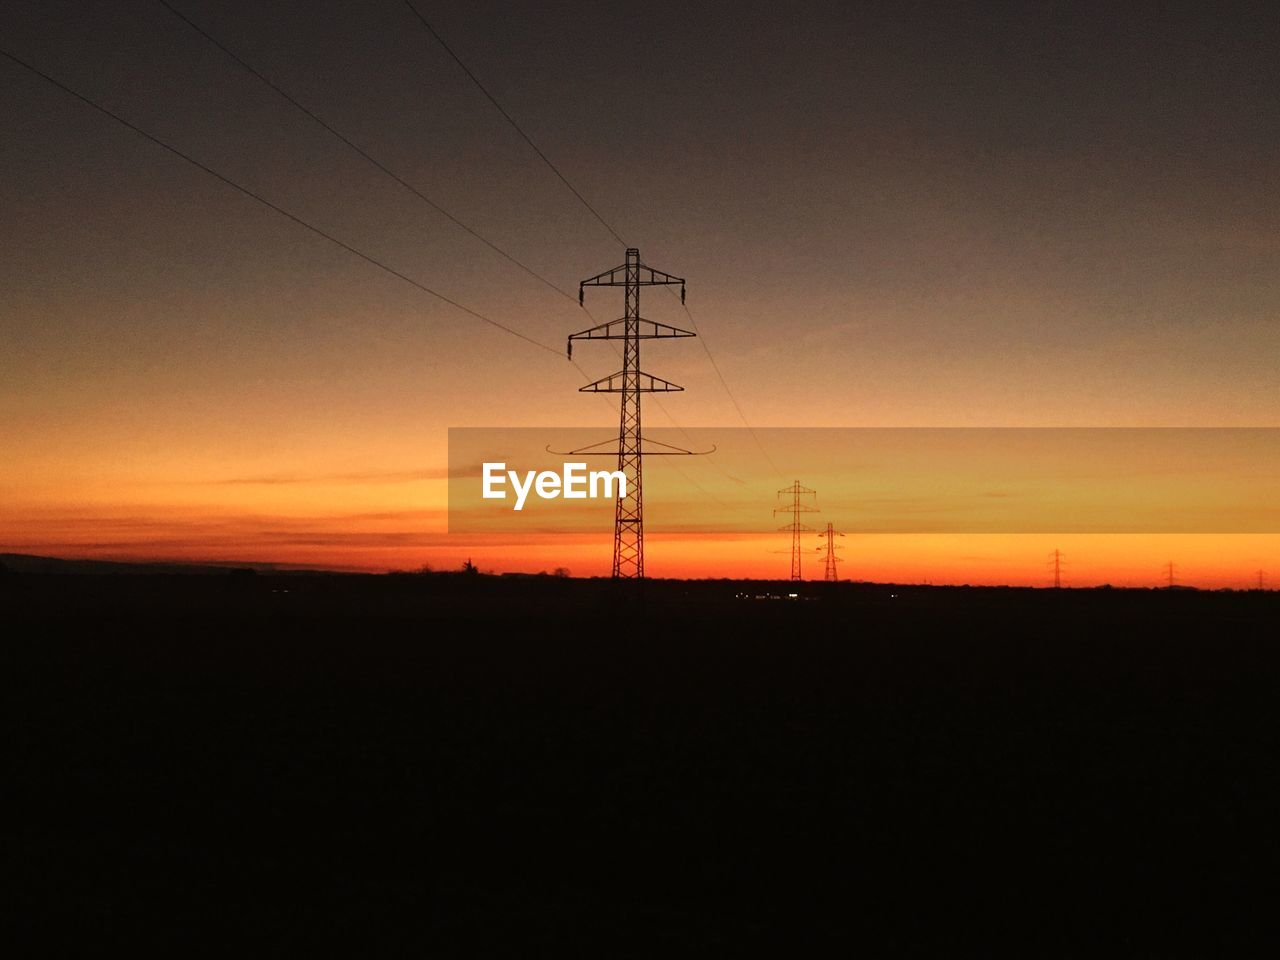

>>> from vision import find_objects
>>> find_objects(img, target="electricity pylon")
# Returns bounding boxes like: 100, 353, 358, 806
1165, 561, 1177, 588
1049, 548, 1064, 588
817, 521, 844, 581
567, 248, 695, 580
775, 481, 818, 580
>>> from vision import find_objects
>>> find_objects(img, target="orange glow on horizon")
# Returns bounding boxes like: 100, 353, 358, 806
3, 494, 1274, 589
3, 429, 1278, 587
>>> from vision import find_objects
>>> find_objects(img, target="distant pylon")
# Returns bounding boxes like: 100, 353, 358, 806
1165, 561, 1176, 588
568, 249, 695, 580
1257, 569, 1266, 590
817, 521, 844, 581
775, 481, 818, 580
1049, 548, 1064, 588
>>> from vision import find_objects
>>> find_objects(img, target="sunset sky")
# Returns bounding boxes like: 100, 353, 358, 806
2, 1, 1278, 584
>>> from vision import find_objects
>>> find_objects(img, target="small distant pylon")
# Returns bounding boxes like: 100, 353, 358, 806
1165, 561, 1177, 588
1257, 569, 1266, 591
817, 521, 844, 581
774, 480, 818, 580
1049, 548, 1064, 588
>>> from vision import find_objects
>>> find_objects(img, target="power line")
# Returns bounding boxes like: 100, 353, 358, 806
16, 15, 763, 532
5, 35, 751, 542
401, 0, 627, 248
165, 0, 760, 502
401, 6, 784, 479
157, 1, 719, 462
8, 30, 740, 528
0, 45, 561, 358
157, 0, 580, 308
675, 297, 784, 478
157, 0, 730, 464
159, 1, 745, 492
7, 45, 776, 590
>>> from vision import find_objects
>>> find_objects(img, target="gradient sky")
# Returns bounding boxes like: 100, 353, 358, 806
2, 1, 1278, 582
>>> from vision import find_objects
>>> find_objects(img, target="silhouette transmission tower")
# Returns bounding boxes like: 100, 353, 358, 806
775, 481, 818, 580
818, 521, 844, 582
566, 249, 697, 579
1165, 561, 1177, 588
1049, 548, 1064, 588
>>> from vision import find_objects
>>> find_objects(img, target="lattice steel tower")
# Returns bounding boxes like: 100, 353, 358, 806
775, 481, 818, 580
568, 249, 694, 579
818, 521, 844, 582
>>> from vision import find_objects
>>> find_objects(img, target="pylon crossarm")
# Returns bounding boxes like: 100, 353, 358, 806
544, 440, 715, 457
778, 484, 817, 497
569, 317, 695, 343
579, 264, 686, 289
579, 262, 629, 289
635, 261, 684, 284
579, 262, 686, 306
578, 370, 685, 393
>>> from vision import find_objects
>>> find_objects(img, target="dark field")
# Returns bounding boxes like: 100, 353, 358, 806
5, 572, 1279, 954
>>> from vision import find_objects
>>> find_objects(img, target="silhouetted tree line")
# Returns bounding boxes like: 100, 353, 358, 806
387, 560, 570, 579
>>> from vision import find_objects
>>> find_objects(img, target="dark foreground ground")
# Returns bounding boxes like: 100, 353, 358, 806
5, 571, 1279, 954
